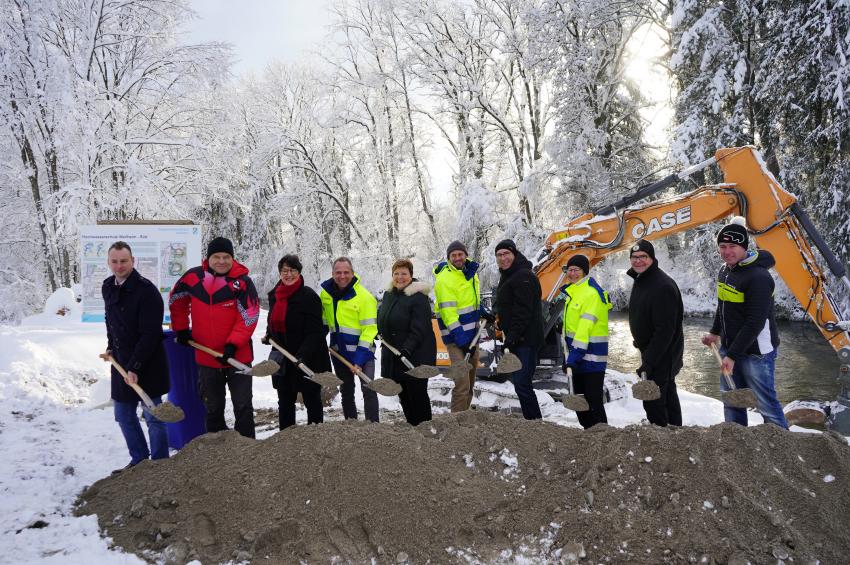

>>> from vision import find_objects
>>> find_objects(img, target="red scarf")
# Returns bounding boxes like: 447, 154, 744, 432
269, 277, 302, 334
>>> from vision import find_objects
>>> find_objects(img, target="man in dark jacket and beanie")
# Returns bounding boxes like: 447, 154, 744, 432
102, 241, 170, 472
169, 236, 260, 438
494, 239, 543, 420
701, 218, 788, 428
627, 239, 683, 426
262, 254, 330, 430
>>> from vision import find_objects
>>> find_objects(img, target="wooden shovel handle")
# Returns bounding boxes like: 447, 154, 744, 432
328, 347, 373, 384
463, 321, 488, 363
709, 342, 737, 388
188, 340, 251, 372
268, 338, 315, 377
100, 353, 155, 408
377, 335, 415, 370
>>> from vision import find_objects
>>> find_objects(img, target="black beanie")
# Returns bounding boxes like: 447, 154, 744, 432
716, 221, 749, 248
566, 254, 590, 274
207, 237, 235, 259
629, 239, 656, 260
494, 239, 518, 256
446, 240, 468, 257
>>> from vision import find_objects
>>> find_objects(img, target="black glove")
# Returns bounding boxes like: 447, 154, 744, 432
461, 343, 477, 357
399, 348, 412, 360
175, 329, 192, 346
565, 362, 578, 374
260, 335, 270, 345
636, 364, 651, 379
479, 307, 496, 324
217, 343, 237, 364
503, 340, 517, 352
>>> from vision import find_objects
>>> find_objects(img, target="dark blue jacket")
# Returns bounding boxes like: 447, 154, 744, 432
103, 269, 170, 402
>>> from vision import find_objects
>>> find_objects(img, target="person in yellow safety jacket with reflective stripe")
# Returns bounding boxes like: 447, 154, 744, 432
561, 254, 612, 428
433, 257, 481, 347
319, 274, 378, 368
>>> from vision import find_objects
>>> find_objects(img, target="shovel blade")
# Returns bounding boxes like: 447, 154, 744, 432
247, 359, 280, 377
632, 379, 662, 401
496, 351, 522, 374
367, 378, 402, 396
563, 394, 590, 412
148, 401, 185, 423
406, 365, 441, 379
722, 388, 758, 409
311, 371, 342, 388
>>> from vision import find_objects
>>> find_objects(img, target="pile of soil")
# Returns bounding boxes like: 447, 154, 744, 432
76, 411, 850, 564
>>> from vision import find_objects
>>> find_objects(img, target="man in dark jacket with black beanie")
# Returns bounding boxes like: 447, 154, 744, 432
102, 241, 170, 473
627, 239, 683, 426
494, 239, 543, 420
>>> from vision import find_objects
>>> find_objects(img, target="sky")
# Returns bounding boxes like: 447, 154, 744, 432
184, 0, 331, 75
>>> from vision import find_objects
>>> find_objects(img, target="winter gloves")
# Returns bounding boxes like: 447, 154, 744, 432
217, 343, 237, 365
175, 329, 192, 346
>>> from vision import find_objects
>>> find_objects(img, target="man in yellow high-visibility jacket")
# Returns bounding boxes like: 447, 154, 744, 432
562, 254, 612, 429
320, 257, 379, 422
434, 240, 485, 412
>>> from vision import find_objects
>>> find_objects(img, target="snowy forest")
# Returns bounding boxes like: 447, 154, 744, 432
1, 0, 848, 322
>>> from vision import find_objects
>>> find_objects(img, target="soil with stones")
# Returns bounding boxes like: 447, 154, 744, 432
76, 411, 850, 564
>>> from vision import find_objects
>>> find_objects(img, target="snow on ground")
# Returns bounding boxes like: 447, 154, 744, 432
0, 312, 814, 564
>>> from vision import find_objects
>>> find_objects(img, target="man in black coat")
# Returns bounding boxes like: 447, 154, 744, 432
627, 239, 683, 426
102, 241, 170, 472
494, 239, 543, 420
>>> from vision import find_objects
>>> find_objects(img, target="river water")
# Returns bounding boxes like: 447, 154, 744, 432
606, 312, 843, 404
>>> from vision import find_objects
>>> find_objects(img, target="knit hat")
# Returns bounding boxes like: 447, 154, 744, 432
446, 240, 468, 257
566, 254, 590, 274
629, 239, 655, 260
207, 237, 235, 259
716, 217, 749, 248
494, 239, 518, 255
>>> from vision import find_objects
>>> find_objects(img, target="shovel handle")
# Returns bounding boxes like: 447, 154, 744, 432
189, 340, 251, 372
709, 342, 737, 388
328, 347, 373, 384
462, 321, 488, 363
100, 353, 155, 409
268, 338, 316, 377
566, 366, 575, 395
377, 335, 415, 370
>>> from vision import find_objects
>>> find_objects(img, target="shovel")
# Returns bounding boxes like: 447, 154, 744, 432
562, 367, 590, 412
710, 342, 758, 409
496, 345, 522, 374
328, 347, 402, 396
99, 353, 185, 423
189, 340, 279, 377
447, 321, 486, 380
267, 338, 342, 388
632, 371, 661, 401
378, 335, 441, 379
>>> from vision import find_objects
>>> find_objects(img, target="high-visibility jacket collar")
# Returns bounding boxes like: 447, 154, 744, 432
320, 274, 363, 301
434, 258, 479, 281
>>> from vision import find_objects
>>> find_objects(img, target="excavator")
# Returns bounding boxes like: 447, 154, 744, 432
526, 146, 850, 432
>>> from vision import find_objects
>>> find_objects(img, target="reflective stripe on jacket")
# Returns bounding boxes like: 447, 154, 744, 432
433, 259, 480, 346
562, 275, 612, 374
319, 274, 378, 367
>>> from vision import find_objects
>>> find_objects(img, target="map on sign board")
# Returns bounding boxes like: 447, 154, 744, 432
80, 225, 202, 323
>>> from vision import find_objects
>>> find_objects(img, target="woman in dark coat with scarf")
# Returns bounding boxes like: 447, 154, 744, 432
263, 254, 331, 430
377, 259, 436, 426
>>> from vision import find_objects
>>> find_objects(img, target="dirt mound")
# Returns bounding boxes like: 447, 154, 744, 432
76, 412, 850, 564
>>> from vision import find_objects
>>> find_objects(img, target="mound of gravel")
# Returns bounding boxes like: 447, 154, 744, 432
76, 411, 850, 564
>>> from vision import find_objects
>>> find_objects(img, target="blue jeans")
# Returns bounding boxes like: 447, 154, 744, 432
509, 346, 542, 420
114, 396, 170, 464
720, 346, 788, 429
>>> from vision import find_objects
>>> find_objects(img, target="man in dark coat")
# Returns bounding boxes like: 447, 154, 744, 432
494, 239, 543, 420
377, 259, 436, 426
102, 241, 170, 472
627, 239, 683, 426
262, 254, 330, 430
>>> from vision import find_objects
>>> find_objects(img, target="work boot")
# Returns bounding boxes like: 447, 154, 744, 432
111, 462, 135, 475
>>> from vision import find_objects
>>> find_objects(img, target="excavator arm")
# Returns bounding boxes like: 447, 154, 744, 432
534, 146, 850, 362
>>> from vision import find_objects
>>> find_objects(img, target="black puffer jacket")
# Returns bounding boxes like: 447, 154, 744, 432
709, 249, 780, 360
627, 260, 684, 377
495, 252, 544, 350
102, 269, 170, 402
265, 278, 331, 389
377, 280, 436, 382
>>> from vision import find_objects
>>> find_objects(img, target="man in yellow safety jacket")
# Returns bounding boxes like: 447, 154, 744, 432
562, 254, 612, 429
434, 240, 490, 412
320, 257, 379, 422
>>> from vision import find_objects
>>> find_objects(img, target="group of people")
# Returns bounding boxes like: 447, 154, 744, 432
102, 217, 788, 472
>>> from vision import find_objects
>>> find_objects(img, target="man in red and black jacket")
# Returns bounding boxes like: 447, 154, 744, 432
169, 237, 259, 438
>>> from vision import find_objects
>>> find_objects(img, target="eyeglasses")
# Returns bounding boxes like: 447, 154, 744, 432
566, 267, 583, 274
630, 254, 651, 261
280, 268, 299, 275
